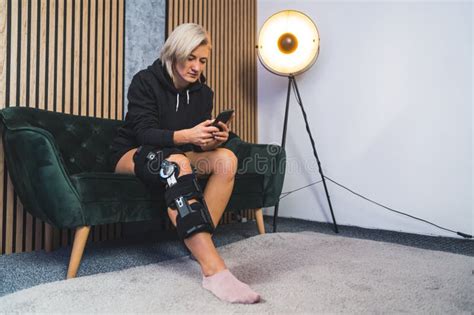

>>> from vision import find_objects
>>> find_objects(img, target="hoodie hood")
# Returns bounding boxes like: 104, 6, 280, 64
149, 59, 206, 94
149, 59, 207, 111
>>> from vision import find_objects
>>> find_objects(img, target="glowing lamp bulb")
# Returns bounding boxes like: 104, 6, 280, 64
257, 10, 320, 76
278, 33, 298, 54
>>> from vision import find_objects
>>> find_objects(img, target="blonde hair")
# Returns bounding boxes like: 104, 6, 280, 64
160, 23, 211, 82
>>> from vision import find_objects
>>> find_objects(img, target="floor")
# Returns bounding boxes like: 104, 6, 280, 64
0, 216, 472, 297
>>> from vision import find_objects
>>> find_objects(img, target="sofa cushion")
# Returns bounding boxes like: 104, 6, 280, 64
70, 173, 165, 225
70, 172, 265, 226
70, 173, 162, 203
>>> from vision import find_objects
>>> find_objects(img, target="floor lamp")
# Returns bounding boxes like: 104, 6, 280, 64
257, 10, 339, 233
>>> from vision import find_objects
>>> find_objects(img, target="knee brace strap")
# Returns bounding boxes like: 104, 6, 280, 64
176, 202, 215, 239
164, 173, 203, 208
162, 170, 214, 239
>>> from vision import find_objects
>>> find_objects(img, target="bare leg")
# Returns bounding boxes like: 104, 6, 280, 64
116, 150, 226, 276
186, 148, 238, 227
116, 149, 259, 303
164, 154, 227, 276
165, 153, 259, 303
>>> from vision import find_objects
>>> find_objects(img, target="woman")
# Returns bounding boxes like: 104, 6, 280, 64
110, 23, 260, 304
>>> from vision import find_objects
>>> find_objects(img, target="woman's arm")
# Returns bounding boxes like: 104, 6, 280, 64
173, 129, 190, 145
127, 73, 175, 147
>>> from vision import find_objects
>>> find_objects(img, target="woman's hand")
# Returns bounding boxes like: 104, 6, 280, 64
211, 121, 230, 143
200, 121, 230, 151
174, 120, 219, 147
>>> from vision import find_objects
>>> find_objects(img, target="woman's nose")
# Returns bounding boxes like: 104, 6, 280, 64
191, 61, 201, 72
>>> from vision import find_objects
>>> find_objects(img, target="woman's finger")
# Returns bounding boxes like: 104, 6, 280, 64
217, 121, 229, 132
201, 132, 215, 139
212, 131, 226, 138
214, 133, 228, 141
201, 119, 214, 126
204, 125, 220, 133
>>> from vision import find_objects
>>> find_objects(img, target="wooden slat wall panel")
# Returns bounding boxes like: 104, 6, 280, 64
167, 0, 257, 144
0, 0, 6, 110
0, 0, 125, 255
167, 0, 258, 225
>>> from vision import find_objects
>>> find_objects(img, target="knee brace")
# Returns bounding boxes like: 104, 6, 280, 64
133, 146, 215, 239
160, 160, 215, 239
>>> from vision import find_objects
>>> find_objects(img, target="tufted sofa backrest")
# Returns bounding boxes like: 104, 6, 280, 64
0, 107, 124, 174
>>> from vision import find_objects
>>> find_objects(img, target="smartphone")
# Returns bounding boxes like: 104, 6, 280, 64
212, 109, 234, 129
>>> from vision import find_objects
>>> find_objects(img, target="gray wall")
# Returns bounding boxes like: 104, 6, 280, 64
125, 0, 166, 112
258, 0, 472, 237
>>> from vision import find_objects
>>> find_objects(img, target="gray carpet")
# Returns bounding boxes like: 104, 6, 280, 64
1, 217, 472, 298
0, 231, 472, 313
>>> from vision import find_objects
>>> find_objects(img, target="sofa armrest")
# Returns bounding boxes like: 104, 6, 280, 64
2, 126, 85, 228
224, 136, 286, 207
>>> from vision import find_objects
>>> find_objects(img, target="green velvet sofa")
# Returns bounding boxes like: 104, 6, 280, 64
0, 107, 285, 278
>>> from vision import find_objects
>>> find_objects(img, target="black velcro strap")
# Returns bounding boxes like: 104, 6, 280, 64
176, 202, 214, 239
164, 173, 203, 207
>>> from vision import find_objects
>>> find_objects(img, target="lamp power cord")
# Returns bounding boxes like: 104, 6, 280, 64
279, 75, 472, 239
279, 176, 472, 239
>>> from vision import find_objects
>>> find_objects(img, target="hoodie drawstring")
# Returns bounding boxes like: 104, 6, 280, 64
176, 90, 190, 112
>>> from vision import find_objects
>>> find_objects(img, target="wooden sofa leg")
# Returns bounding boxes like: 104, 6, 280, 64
66, 226, 91, 279
255, 208, 265, 234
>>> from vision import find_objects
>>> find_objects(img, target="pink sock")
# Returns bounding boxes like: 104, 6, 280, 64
202, 269, 261, 304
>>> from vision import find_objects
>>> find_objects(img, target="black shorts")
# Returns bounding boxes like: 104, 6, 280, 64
109, 148, 132, 172
110, 146, 186, 172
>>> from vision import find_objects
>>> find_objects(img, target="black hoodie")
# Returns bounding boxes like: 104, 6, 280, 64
111, 58, 214, 160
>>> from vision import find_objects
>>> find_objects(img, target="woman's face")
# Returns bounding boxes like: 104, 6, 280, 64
174, 44, 210, 90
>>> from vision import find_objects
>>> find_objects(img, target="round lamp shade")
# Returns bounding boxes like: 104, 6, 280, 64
257, 10, 320, 76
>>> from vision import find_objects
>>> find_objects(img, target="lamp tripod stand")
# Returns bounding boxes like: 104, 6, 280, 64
272, 75, 339, 234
